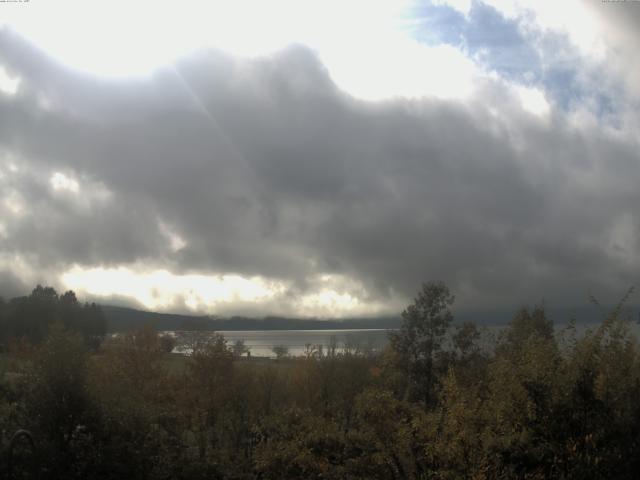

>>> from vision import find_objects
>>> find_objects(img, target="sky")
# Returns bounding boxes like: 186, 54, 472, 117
0, 0, 639, 318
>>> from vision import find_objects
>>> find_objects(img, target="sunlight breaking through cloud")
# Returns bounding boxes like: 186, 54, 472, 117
61, 266, 284, 312
59, 266, 396, 317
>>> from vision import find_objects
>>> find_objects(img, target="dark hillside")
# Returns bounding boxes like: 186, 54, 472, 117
101, 305, 402, 332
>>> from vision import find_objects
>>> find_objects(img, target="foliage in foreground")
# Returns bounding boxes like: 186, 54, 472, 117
1, 282, 640, 479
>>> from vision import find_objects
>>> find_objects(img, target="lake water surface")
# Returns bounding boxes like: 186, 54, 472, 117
167, 321, 640, 358
171, 329, 391, 357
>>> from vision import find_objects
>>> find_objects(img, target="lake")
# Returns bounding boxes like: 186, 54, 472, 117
169, 329, 392, 357
165, 320, 640, 358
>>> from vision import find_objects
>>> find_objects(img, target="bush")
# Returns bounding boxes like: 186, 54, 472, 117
159, 334, 177, 354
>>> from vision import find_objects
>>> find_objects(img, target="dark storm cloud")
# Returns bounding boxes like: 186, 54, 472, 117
0, 26, 639, 312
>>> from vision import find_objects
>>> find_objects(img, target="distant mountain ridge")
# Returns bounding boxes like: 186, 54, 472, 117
102, 303, 640, 333
101, 305, 402, 332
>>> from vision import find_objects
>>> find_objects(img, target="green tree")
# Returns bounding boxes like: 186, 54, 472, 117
272, 345, 289, 360
2, 286, 106, 347
88, 326, 178, 479
183, 334, 234, 460
452, 321, 481, 358
25, 324, 95, 476
451, 320, 488, 389
502, 305, 554, 351
389, 281, 454, 406
159, 334, 177, 353
232, 339, 249, 357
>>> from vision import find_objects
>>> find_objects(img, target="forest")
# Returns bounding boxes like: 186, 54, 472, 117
1, 282, 640, 479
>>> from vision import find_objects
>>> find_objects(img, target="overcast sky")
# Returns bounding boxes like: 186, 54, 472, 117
0, 0, 639, 317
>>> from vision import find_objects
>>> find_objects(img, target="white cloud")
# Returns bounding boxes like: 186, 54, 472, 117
324, 40, 481, 101
0, 65, 20, 95
48, 170, 113, 212
293, 273, 403, 317
514, 85, 550, 117
481, 0, 606, 60
50, 171, 80, 193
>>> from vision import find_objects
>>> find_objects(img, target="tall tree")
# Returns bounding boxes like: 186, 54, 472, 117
389, 281, 454, 406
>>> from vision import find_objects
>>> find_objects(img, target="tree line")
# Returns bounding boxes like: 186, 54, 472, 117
1, 282, 640, 478
0, 285, 106, 349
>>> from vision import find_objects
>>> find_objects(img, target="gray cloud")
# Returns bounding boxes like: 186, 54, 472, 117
0, 26, 639, 314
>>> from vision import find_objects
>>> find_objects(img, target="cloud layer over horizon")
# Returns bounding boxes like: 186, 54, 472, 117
1, 0, 639, 317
